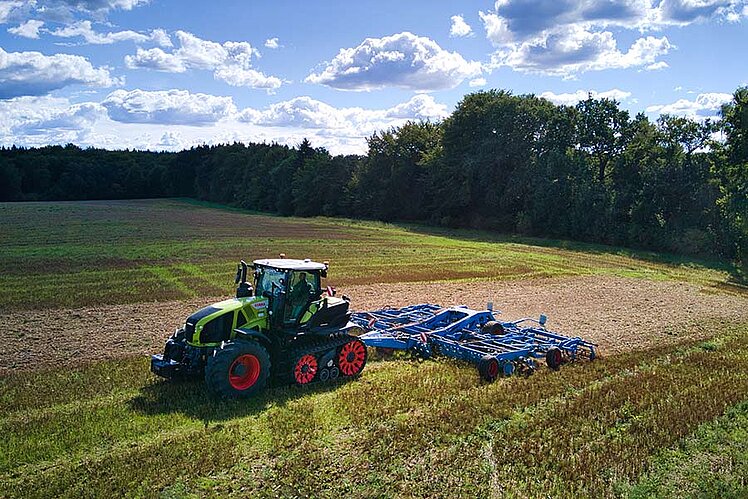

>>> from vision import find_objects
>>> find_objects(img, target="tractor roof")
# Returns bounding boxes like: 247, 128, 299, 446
253, 258, 327, 271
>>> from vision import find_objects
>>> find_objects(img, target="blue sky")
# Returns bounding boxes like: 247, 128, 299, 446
0, 0, 746, 154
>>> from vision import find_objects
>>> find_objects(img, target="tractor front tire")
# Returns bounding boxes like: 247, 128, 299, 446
205, 340, 271, 398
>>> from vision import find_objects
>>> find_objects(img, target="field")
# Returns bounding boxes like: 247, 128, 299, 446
1, 199, 747, 498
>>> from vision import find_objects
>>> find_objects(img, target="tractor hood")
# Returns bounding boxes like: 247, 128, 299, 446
186, 297, 249, 324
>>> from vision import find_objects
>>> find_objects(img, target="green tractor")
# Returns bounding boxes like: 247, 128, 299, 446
151, 257, 367, 398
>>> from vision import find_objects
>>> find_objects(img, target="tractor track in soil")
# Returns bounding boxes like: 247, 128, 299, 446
2, 275, 747, 375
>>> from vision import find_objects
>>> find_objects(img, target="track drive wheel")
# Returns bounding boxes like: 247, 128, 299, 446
293, 354, 318, 385
478, 355, 500, 382
205, 340, 271, 398
337, 339, 367, 377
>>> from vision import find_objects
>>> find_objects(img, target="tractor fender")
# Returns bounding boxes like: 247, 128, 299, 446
234, 327, 271, 349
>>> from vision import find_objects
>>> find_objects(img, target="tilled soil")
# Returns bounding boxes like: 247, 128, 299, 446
2, 275, 747, 375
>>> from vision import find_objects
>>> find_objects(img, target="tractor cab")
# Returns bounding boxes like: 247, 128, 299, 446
249, 258, 349, 332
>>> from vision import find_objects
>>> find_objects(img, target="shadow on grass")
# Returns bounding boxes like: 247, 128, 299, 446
128, 376, 350, 424
390, 221, 747, 284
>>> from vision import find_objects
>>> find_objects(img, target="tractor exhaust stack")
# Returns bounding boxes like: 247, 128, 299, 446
235, 260, 253, 298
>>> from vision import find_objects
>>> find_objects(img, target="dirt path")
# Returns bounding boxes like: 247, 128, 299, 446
2, 275, 747, 375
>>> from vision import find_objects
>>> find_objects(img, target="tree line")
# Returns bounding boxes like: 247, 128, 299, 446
1, 88, 746, 269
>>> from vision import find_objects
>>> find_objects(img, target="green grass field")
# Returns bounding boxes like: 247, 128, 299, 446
1, 199, 746, 498
0, 199, 737, 310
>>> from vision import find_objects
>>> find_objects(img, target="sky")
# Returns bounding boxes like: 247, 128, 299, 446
0, 0, 746, 155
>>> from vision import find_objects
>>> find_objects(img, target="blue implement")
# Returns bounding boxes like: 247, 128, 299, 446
351, 304, 596, 380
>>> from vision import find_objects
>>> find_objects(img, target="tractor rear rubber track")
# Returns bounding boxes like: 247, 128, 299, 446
287, 332, 366, 385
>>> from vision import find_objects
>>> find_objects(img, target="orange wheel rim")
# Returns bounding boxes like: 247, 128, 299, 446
229, 354, 261, 390
294, 354, 318, 384
338, 340, 366, 376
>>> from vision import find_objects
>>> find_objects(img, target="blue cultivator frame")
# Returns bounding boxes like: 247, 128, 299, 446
351, 304, 596, 381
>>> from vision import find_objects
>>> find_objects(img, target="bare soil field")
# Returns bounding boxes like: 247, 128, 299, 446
2, 275, 746, 375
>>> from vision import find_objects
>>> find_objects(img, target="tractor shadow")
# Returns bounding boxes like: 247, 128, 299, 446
128, 377, 351, 424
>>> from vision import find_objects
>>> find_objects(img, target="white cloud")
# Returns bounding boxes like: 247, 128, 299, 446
540, 88, 632, 106
646, 61, 669, 70
150, 28, 171, 47
38, 0, 148, 15
657, 0, 742, 25
12, 102, 105, 135
450, 15, 473, 37
264, 37, 279, 49
478, 0, 742, 77
4, 0, 149, 24
125, 30, 283, 90
469, 77, 487, 87
645, 92, 733, 119
490, 25, 672, 77
213, 66, 283, 90
306, 32, 482, 91
0, 95, 70, 132
156, 131, 185, 150
0, 47, 118, 99
55, 0, 147, 10
49, 20, 150, 44
7, 19, 43, 38
125, 47, 185, 72
0, 93, 451, 155
101, 89, 236, 125
383, 94, 450, 120
479, 11, 513, 45
238, 94, 449, 139
0, 96, 107, 146
0, 1, 24, 23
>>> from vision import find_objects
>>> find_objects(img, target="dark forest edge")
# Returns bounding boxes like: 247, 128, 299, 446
2, 87, 746, 275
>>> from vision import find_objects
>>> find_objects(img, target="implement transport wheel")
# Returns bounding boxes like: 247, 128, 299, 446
478, 355, 500, 382
293, 354, 318, 385
337, 339, 367, 377
546, 347, 563, 370
481, 321, 505, 335
205, 340, 271, 398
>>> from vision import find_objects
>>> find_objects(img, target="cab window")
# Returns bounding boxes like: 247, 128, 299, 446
255, 267, 287, 297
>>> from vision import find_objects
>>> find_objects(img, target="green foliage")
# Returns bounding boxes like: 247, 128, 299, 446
716, 87, 748, 272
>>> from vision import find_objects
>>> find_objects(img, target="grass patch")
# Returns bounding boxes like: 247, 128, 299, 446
621, 400, 748, 498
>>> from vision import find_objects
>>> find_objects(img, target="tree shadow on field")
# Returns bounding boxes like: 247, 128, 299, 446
127, 376, 350, 424
392, 221, 748, 286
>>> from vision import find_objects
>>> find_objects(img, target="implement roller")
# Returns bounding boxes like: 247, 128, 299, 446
351, 304, 596, 381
